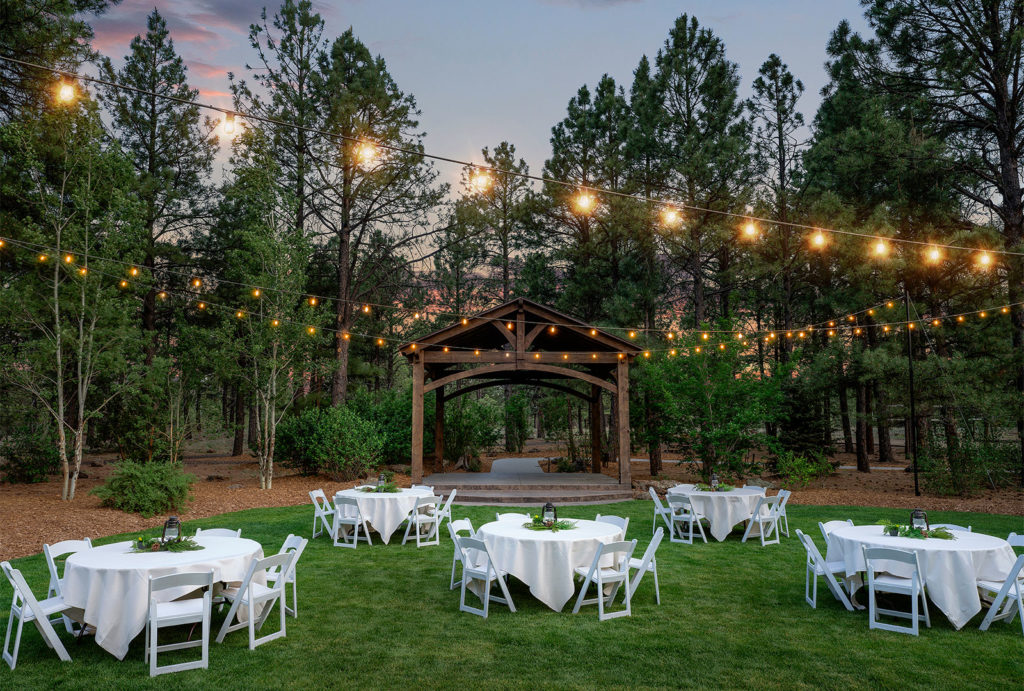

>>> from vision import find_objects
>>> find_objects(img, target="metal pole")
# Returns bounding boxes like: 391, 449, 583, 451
905, 285, 920, 496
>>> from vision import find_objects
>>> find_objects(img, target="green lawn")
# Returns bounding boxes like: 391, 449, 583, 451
2, 502, 1022, 690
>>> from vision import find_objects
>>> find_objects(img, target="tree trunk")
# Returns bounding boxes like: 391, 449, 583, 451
838, 381, 854, 453
855, 383, 869, 472
195, 385, 202, 433
874, 382, 892, 463
864, 388, 875, 456
247, 400, 258, 450
232, 385, 246, 457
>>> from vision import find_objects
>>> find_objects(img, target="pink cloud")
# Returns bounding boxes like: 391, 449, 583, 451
186, 60, 230, 80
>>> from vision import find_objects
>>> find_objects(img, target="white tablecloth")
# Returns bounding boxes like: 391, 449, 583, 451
62, 536, 264, 659
476, 519, 624, 611
667, 485, 766, 541
825, 525, 1017, 629
334, 487, 433, 544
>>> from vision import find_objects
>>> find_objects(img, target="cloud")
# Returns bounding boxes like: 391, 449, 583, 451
186, 59, 230, 80
90, 0, 246, 56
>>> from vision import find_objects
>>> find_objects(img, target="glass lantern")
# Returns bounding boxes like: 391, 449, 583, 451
377, 473, 385, 492
911, 508, 929, 531
162, 515, 181, 543
542, 502, 557, 527
711, 472, 719, 490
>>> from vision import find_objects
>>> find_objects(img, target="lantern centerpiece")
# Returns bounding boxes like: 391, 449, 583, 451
162, 516, 181, 544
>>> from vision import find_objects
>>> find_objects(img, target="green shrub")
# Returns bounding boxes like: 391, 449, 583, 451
774, 449, 834, 488
0, 424, 60, 483
90, 461, 195, 517
277, 405, 384, 480
347, 388, 413, 466
444, 397, 500, 471
919, 440, 1020, 496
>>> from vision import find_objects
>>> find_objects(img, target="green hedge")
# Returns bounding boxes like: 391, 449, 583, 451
277, 405, 384, 480
90, 461, 195, 517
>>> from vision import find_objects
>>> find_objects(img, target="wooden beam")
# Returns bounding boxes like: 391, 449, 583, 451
493, 320, 516, 347
524, 323, 546, 349
446, 378, 594, 402
590, 384, 602, 474
412, 354, 424, 483
421, 351, 625, 364
434, 387, 444, 469
425, 362, 617, 394
616, 358, 631, 487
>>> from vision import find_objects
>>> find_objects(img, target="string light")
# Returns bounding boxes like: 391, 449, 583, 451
78, 267, 87, 275
811, 230, 826, 248
222, 112, 236, 135
235, 310, 245, 319
271, 319, 280, 327
976, 251, 993, 269
1001, 307, 1010, 314
158, 291, 167, 300
660, 206, 682, 228
461, 318, 468, 325
343, 332, 351, 340
628, 331, 636, 339
590, 329, 597, 336
854, 327, 862, 335
573, 190, 596, 214
741, 220, 758, 240
979, 311, 987, 318
118, 280, 128, 288
307, 326, 316, 335
252, 289, 261, 298
469, 168, 493, 193
308, 297, 317, 306
362, 304, 370, 314
475, 349, 481, 356
354, 141, 378, 167
926, 245, 942, 263
549, 326, 556, 334
378, 338, 386, 346
957, 315, 965, 322
873, 239, 889, 257
56, 81, 75, 104
886, 301, 894, 308
63, 254, 73, 263
197, 302, 206, 310
507, 322, 514, 330
932, 319, 940, 327
695, 346, 701, 353
191, 278, 201, 288
38, 254, 48, 262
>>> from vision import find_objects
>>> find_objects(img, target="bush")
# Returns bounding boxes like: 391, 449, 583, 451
443, 397, 501, 472
347, 388, 413, 466
774, 449, 834, 488
0, 424, 60, 483
277, 405, 384, 480
90, 461, 195, 517
919, 440, 1020, 496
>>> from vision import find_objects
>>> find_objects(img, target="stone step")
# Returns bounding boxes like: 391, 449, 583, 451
449, 488, 634, 506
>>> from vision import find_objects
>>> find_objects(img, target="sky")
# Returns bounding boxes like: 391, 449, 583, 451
89, 0, 871, 184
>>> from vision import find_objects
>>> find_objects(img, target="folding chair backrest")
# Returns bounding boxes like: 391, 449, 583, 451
1008, 532, 1024, 548
496, 512, 529, 522
439, 490, 457, 514
310, 489, 331, 512
150, 570, 213, 596
450, 518, 475, 537
44, 538, 92, 591
412, 485, 434, 492
415, 496, 442, 512
274, 534, 308, 581
636, 528, 664, 573
777, 490, 791, 508
648, 487, 667, 512
819, 519, 853, 545
336, 496, 360, 510
1, 562, 48, 623
667, 495, 693, 512
195, 528, 241, 538
863, 546, 920, 577
595, 515, 629, 534
755, 495, 781, 518
595, 540, 637, 576
250, 552, 295, 594
796, 529, 824, 566
457, 536, 492, 570
931, 523, 970, 532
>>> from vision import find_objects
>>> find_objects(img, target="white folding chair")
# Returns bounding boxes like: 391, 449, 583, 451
309, 489, 335, 539
456, 536, 516, 618
595, 514, 629, 536
818, 519, 854, 549
776, 489, 792, 537
402, 496, 442, 547
495, 512, 530, 522
216, 551, 295, 649
145, 570, 212, 676
332, 496, 373, 549
2, 561, 73, 670
796, 529, 854, 611
572, 540, 637, 621
930, 523, 971, 532
649, 488, 673, 534
194, 528, 241, 538
978, 553, 1024, 636
449, 519, 476, 590
667, 495, 707, 544
1007, 532, 1024, 547
411, 484, 434, 492
741, 495, 782, 546
624, 528, 663, 605
435, 490, 457, 530
862, 546, 930, 635
265, 534, 308, 618
43, 538, 92, 634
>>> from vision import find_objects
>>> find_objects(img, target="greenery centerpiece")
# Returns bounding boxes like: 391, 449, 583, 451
131, 535, 204, 553
877, 520, 955, 540
523, 514, 577, 532
694, 482, 735, 492
361, 469, 400, 493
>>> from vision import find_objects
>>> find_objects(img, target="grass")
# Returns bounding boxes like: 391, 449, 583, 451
2, 502, 1022, 690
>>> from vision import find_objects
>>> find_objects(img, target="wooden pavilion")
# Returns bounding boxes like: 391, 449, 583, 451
400, 298, 641, 484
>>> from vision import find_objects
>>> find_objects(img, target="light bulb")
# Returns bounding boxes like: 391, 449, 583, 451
926, 245, 942, 263
223, 112, 236, 135
660, 207, 682, 228
873, 240, 889, 257
470, 169, 493, 193
573, 190, 595, 214
977, 251, 993, 268
355, 141, 378, 166
56, 82, 75, 104
742, 221, 758, 239
811, 231, 826, 248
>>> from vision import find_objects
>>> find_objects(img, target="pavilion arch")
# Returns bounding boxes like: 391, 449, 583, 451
400, 298, 641, 484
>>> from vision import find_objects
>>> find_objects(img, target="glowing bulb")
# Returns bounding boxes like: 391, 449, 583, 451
534, 353, 540, 359
414, 312, 420, 319
669, 349, 677, 356
932, 319, 941, 327
38, 254, 48, 262
798, 332, 806, 339
742, 221, 758, 239
828, 321, 835, 327
63, 254, 73, 263
854, 328, 862, 335
253, 289, 261, 298
617, 353, 624, 359
507, 322, 514, 330
475, 349, 481, 356
591, 353, 597, 359
883, 325, 891, 332
549, 326, 556, 334
629, 331, 636, 339
78, 267, 87, 275
926, 246, 942, 263
908, 322, 915, 330
1001, 307, 1010, 314
192, 278, 201, 288
236, 310, 245, 319
828, 330, 835, 337
56, 81, 75, 104
811, 231, 826, 248
307, 326, 316, 335
660, 207, 682, 227
362, 305, 370, 314
886, 302, 894, 309
271, 319, 280, 327
443, 347, 449, 353
979, 311, 987, 318
461, 318, 468, 326
197, 302, 206, 310
957, 315, 965, 322
701, 333, 709, 340
119, 280, 128, 288
643, 351, 650, 358
695, 346, 702, 353
590, 329, 597, 336
667, 332, 674, 340
158, 291, 167, 300
469, 169, 493, 193
223, 112, 236, 135
718, 343, 726, 350
355, 141, 378, 166
977, 251, 993, 268
343, 332, 350, 340
410, 343, 417, 350
563, 353, 570, 360
873, 239, 889, 257
573, 190, 595, 214
868, 309, 875, 316
378, 338, 386, 346
308, 297, 317, 306
786, 332, 793, 339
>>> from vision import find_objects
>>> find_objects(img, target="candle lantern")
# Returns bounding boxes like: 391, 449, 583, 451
162, 516, 181, 543
710, 472, 719, 490
542, 502, 557, 527
377, 473, 385, 492
911, 508, 929, 531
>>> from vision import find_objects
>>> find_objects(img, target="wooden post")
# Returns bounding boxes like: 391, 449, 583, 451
590, 384, 601, 473
434, 387, 445, 469
412, 355, 424, 483
616, 358, 631, 487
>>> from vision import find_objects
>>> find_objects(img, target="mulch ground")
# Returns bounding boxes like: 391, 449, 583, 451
1, 445, 1021, 561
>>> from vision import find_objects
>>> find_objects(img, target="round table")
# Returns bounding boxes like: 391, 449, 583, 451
476, 518, 624, 611
824, 524, 1017, 629
667, 485, 766, 541
334, 487, 433, 544
62, 536, 264, 659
